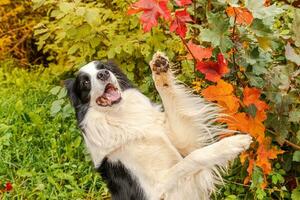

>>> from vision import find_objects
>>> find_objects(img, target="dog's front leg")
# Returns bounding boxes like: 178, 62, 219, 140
156, 134, 252, 196
149, 52, 224, 156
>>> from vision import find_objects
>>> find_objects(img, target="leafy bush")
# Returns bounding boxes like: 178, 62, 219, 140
0, 0, 44, 66
127, 0, 300, 199
33, 0, 190, 100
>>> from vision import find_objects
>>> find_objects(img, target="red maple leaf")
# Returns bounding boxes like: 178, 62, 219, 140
170, 9, 192, 38
226, 6, 253, 26
175, 0, 192, 6
196, 53, 229, 82
187, 41, 213, 61
128, 0, 171, 32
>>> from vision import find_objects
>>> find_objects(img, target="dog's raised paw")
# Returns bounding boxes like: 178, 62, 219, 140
228, 134, 252, 152
150, 52, 169, 74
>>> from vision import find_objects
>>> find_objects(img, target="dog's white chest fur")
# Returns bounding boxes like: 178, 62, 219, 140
81, 89, 170, 164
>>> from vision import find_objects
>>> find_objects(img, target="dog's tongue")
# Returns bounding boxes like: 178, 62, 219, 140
104, 87, 121, 102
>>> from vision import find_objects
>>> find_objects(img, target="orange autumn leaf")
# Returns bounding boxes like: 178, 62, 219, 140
243, 87, 269, 111
226, 6, 253, 25
247, 158, 255, 176
241, 151, 255, 185
224, 112, 265, 139
240, 151, 248, 164
256, 137, 285, 175
243, 87, 269, 121
202, 80, 240, 113
224, 112, 249, 133
243, 176, 251, 185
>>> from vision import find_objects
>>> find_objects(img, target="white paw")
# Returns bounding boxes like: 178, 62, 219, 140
222, 134, 252, 153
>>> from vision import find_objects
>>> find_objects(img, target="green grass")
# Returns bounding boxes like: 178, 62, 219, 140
0, 60, 108, 199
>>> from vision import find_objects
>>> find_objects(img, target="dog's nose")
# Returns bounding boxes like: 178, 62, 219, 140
97, 70, 110, 81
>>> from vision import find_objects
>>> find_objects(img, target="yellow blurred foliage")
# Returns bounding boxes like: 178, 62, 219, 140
0, 1, 41, 66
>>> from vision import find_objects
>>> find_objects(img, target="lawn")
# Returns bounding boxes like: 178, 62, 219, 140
0, 60, 109, 199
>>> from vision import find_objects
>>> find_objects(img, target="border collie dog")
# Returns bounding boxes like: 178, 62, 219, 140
65, 52, 252, 200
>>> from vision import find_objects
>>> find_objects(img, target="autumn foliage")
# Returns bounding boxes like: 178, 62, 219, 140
129, 0, 300, 198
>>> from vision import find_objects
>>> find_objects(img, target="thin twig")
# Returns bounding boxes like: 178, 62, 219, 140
0, 24, 33, 38
207, 0, 212, 11
232, 9, 238, 72
268, 129, 300, 150
193, 0, 196, 24
231, 8, 247, 88
8, 33, 30, 53
180, 37, 197, 72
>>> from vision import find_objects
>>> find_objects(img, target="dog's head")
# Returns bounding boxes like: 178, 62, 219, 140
65, 61, 133, 120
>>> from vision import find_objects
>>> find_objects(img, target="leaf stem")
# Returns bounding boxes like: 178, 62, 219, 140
180, 37, 197, 72
232, 9, 238, 72
268, 129, 300, 150
231, 9, 247, 88
207, 0, 211, 11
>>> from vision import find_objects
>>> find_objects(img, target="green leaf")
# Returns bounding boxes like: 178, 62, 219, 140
29, 112, 42, 126
271, 174, 278, 184
200, 13, 232, 51
67, 44, 80, 55
17, 169, 34, 177
247, 104, 257, 118
89, 37, 101, 49
73, 136, 82, 148
57, 88, 67, 99
250, 19, 272, 37
289, 110, 300, 122
85, 8, 100, 26
50, 86, 61, 95
292, 187, 300, 200
246, 73, 265, 88
285, 43, 300, 65
58, 2, 75, 14
62, 103, 73, 119
50, 99, 64, 116
246, 0, 283, 25
293, 151, 300, 162
292, 9, 300, 47
225, 195, 237, 200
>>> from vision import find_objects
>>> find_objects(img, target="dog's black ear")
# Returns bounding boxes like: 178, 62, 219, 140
106, 60, 133, 90
64, 79, 80, 107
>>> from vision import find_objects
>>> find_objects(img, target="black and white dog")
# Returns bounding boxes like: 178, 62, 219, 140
65, 52, 252, 200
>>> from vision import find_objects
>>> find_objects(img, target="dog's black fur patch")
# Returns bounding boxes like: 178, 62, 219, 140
97, 158, 147, 200
65, 73, 91, 124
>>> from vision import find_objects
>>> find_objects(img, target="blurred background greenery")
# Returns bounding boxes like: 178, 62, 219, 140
0, 0, 299, 199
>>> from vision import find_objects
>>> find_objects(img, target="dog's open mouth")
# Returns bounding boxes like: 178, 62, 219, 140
96, 83, 121, 106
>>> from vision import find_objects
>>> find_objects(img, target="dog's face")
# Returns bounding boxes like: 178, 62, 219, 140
65, 61, 132, 120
